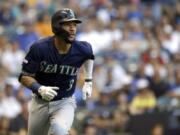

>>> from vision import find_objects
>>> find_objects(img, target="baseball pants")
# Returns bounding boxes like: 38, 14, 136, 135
28, 94, 77, 135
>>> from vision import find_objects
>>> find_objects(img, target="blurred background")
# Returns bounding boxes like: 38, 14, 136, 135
0, 0, 180, 135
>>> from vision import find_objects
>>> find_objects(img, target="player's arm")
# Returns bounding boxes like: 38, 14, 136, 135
19, 73, 40, 91
19, 72, 59, 101
83, 59, 94, 81
82, 59, 94, 100
19, 44, 58, 101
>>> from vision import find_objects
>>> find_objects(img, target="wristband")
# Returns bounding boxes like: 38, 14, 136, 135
29, 82, 41, 93
85, 79, 92, 82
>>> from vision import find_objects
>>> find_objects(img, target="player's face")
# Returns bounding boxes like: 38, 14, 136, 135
61, 21, 77, 42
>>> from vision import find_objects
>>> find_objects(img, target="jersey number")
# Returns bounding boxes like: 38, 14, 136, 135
66, 79, 74, 91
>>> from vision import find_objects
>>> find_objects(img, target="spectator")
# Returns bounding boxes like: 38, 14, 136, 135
0, 116, 10, 135
94, 55, 127, 93
129, 78, 157, 115
16, 21, 39, 51
0, 2, 15, 26
0, 83, 21, 119
9, 99, 28, 135
1, 40, 25, 77
35, 11, 53, 38
151, 123, 165, 135
83, 124, 98, 135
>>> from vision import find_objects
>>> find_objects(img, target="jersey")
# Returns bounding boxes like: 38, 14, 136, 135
22, 36, 94, 101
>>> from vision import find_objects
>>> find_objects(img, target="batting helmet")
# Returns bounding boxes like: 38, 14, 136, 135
51, 8, 82, 36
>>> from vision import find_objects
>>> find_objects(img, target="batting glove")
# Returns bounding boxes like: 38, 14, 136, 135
82, 81, 92, 100
38, 86, 59, 101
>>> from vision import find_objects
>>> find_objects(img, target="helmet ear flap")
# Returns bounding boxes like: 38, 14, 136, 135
51, 20, 61, 35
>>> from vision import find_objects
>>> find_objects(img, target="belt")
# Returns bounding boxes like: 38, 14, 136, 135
32, 93, 72, 102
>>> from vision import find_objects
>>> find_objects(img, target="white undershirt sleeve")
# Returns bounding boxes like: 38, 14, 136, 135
83, 59, 94, 79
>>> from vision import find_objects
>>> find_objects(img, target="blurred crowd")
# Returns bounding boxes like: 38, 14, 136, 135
0, 0, 180, 135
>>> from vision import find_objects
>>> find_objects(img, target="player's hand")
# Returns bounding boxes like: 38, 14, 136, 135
38, 86, 59, 101
82, 82, 92, 100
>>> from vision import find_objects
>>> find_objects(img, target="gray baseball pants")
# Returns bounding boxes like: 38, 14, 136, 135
28, 94, 77, 135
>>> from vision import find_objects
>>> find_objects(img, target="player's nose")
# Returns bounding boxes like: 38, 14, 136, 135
69, 24, 76, 31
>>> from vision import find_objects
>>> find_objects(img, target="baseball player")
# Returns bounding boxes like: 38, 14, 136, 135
18, 8, 94, 135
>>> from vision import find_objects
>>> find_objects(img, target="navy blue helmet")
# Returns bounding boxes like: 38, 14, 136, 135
51, 8, 82, 38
